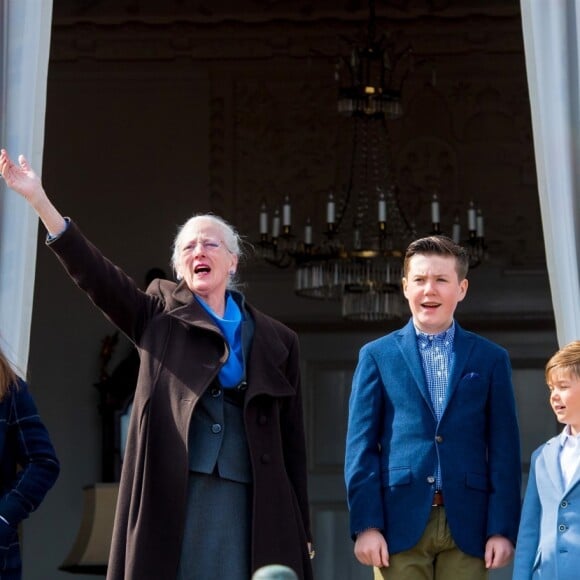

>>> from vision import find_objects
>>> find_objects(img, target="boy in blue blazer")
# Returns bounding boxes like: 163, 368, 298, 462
345, 236, 521, 579
513, 340, 580, 580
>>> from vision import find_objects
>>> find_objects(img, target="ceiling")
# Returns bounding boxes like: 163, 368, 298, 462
44, 0, 551, 327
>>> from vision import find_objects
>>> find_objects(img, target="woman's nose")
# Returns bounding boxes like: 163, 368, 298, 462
192, 242, 206, 257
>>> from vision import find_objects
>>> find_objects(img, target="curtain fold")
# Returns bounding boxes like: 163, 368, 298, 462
0, 0, 53, 372
520, 0, 580, 347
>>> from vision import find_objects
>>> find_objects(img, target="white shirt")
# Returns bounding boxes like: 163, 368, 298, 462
559, 425, 580, 488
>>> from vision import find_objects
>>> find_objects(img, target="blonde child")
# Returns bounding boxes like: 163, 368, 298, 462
513, 340, 580, 580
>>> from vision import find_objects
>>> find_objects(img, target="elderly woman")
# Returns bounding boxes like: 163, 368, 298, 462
0, 149, 313, 580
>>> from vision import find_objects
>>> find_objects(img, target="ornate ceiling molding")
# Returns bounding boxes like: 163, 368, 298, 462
53, 1, 521, 27
50, 12, 524, 63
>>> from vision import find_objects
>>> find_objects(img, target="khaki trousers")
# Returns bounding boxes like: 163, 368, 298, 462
374, 507, 487, 580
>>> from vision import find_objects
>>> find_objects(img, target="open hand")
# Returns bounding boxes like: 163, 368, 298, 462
0, 148, 66, 235
0, 149, 43, 203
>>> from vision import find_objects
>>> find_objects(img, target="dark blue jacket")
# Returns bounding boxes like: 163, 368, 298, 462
345, 319, 521, 559
0, 378, 60, 579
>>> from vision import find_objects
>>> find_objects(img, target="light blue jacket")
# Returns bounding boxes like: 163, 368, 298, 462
513, 436, 580, 580
345, 318, 522, 558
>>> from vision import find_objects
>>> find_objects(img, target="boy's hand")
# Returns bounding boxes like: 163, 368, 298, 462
484, 534, 514, 569
354, 528, 389, 568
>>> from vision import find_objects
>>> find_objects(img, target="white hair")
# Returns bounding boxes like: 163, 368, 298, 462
171, 214, 243, 289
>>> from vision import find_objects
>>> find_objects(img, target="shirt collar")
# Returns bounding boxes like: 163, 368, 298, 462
559, 425, 580, 448
415, 321, 456, 345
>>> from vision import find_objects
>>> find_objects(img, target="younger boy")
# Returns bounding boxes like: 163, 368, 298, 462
345, 235, 521, 579
513, 340, 580, 580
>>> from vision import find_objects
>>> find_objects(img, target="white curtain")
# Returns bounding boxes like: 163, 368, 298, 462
0, 0, 53, 372
520, 0, 580, 347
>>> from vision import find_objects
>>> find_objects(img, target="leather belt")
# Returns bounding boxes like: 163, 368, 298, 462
432, 491, 444, 507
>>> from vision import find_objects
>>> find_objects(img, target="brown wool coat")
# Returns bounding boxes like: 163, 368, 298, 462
49, 222, 313, 580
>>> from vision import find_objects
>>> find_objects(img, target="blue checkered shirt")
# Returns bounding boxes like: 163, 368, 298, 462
416, 322, 455, 490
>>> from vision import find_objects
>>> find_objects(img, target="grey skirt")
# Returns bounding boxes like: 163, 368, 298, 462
176, 471, 252, 580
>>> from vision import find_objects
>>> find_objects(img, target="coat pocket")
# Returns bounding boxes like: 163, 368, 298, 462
382, 466, 412, 488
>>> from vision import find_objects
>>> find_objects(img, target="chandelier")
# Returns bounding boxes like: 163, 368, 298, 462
255, 0, 487, 321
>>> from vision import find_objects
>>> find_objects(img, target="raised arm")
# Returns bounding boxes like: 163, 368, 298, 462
0, 149, 66, 236
1, 148, 156, 343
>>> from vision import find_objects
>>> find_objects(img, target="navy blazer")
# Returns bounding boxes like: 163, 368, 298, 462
345, 319, 521, 559
0, 378, 59, 578
513, 436, 580, 580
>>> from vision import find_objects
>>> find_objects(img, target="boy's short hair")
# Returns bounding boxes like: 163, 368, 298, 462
403, 235, 469, 280
545, 340, 580, 383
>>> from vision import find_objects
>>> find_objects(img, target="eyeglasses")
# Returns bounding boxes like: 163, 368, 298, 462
182, 238, 224, 253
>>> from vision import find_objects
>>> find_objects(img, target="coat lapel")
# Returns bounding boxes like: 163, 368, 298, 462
154, 279, 296, 400
169, 281, 222, 331
245, 306, 296, 400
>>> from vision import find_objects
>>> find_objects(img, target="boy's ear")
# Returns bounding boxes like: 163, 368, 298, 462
401, 277, 408, 297
458, 278, 469, 301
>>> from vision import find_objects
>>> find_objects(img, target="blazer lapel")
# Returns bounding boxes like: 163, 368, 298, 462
396, 319, 435, 416
541, 438, 565, 495
445, 323, 475, 409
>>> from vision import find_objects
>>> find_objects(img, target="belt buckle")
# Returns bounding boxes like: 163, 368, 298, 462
432, 490, 444, 507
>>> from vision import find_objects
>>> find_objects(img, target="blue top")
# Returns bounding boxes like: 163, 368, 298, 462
195, 293, 245, 388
